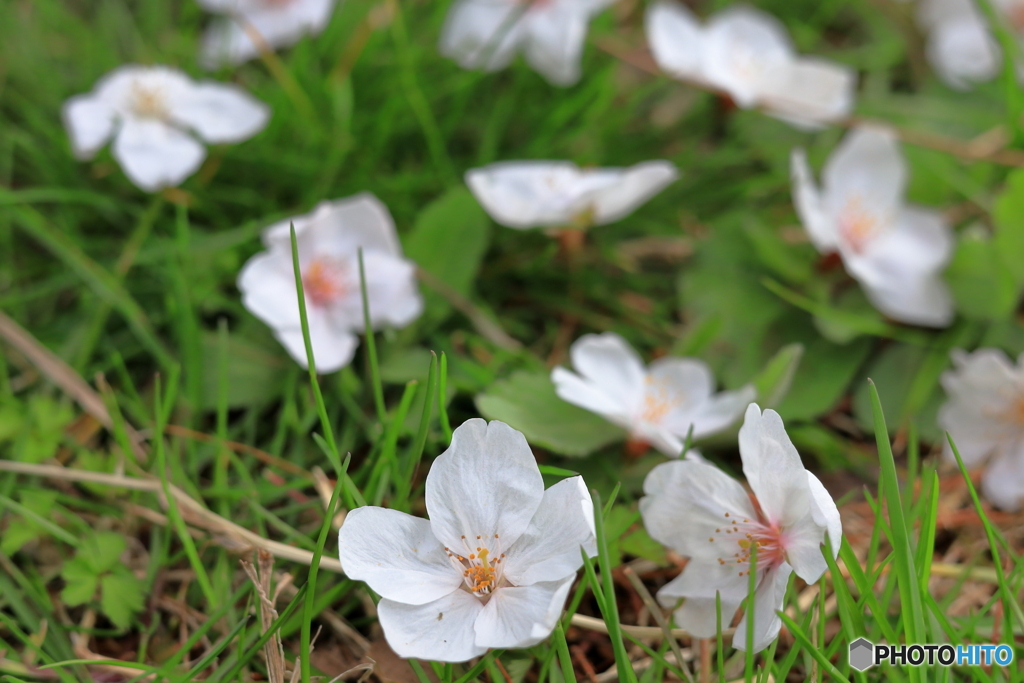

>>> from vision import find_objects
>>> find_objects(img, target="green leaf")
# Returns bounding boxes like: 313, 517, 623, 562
619, 526, 669, 565
60, 556, 98, 606
946, 226, 1018, 320
993, 168, 1024, 285
752, 343, 803, 409
404, 186, 491, 320
0, 524, 39, 556
199, 332, 288, 409
100, 572, 145, 630
81, 532, 126, 574
852, 343, 943, 441
776, 337, 872, 421
475, 370, 624, 457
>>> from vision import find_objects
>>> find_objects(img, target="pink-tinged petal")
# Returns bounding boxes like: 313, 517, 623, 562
823, 125, 906, 230
567, 333, 647, 414
587, 161, 680, 226
762, 58, 856, 129
237, 250, 302, 329
790, 148, 838, 252
980, 441, 1024, 511
439, 0, 527, 73
475, 576, 574, 649
646, 1, 706, 82
426, 419, 544, 552
806, 472, 842, 560
640, 458, 756, 560
170, 82, 270, 143
377, 591, 487, 663
645, 356, 714, 411
502, 477, 596, 586
522, 7, 588, 86
851, 205, 953, 281
336, 507, 462, 605
738, 405, 811, 529
702, 6, 794, 108
62, 95, 117, 159
732, 564, 792, 652
111, 118, 206, 192
324, 251, 422, 331
664, 383, 756, 442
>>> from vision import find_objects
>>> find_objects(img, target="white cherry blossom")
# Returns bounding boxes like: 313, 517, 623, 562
62, 65, 269, 192
918, 0, 1000, 89
439, 0, 616, 86
237, 193, 422, 372
197, 0, 338, 68
938, 348, 1024, 511
337, 419, 597, 662
791, 125, 955, 327
646, 1, 855, 129
465, 160, 679, 230
551, 333, 754, 456
640, 404, 841, 651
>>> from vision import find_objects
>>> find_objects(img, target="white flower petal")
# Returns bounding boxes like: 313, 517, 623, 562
567, 333, 647, 414
586, 161, 679, 225
502, 476, 596, 586
237, 250, 302, 329
273, 319, 359, 372
732, 563, 792, 652
926, 18, 1000, 90
324, 251, 423, 331
465, 161, 592, 229
640, 458, 756, 560
658, 560, 746, 637
823, 125, 906, 231
702, 6, 794, 108
738, 404, 810, 529
377, 591, 487, 663
263, 193, 404, 257
639, 427, 686, 458
522, 7, 588, 86
646, 0, 706, 82
806, 472, 842, 560
199, 0, 336, 68
426, 419, 545, 552
170, 82, 270, 144
939, 348, 1019, 466
111, 118, 206, 192
790, 148, 838, 252
62, 95, 117, 159
980, 441, 1024, 511
439, 0, 527, 73
551, 366, 633, 426
669, 596, 744, 637
336, 507, 462, 605
762, 58, 855, 128
855, 205, 954, 278
475, 576, 575, 649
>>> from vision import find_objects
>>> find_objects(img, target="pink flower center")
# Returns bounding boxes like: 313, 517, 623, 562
837, 195, 880, 254
708, 510, 787, 577
445, 534, 507, 598
638, 375, 682, 425
129, 83, 169, 119
302, 258, 349, 307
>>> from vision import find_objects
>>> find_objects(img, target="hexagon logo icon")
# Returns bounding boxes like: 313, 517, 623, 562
849, 638, 875, 671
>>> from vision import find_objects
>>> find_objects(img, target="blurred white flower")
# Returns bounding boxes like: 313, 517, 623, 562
918, 0, 1000, 89
439, 0, 616, 86
337, 419, 597, 662
62, 65, 269, 192
237, 193, 422, 372
466, 160, 679, 230
197, 0, 337, 68
939, 348, 1024, 511
551, 333, 754, 456
790, 125, 955, 327
646, 1, 856, 129
640, 404, 841, 652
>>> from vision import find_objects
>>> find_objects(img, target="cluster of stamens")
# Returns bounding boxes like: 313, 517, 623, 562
707, 511, 786, 577
838, 195, 881, 253
639, 374, 683, 424
445, 534, 507, 597
130, 83, 169, 119
302, 257, 349, 307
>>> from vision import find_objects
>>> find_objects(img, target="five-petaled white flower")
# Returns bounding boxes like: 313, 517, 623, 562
918, 0, 1000, 90
237, 193, 423, 373
551, 333, 755, 456
466, 160, 679, 230
62, 65, 270, 192
938, 348, 1024, 511
646, 1, 856, 129
337, 419, 598, 662
439, 0, 616, 86
791, 125, 955, 327
640, 404, 841, 652
197, 0, 338, 68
